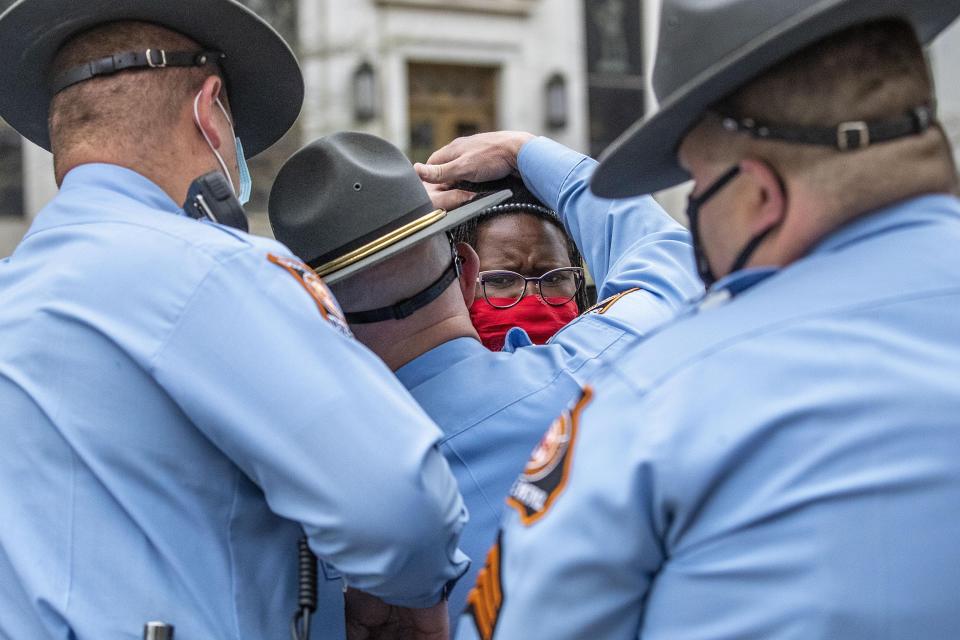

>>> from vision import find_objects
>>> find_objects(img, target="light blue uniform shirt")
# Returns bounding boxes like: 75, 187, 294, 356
0, 164, 468, 640
461, 194, 960, 639
396, 137, 701, 626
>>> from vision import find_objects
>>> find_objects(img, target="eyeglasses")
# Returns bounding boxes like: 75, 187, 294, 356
477, 267, 585, 309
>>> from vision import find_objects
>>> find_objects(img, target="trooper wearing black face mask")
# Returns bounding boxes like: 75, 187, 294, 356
456, 3, 960, 640
0, 2, 474, 638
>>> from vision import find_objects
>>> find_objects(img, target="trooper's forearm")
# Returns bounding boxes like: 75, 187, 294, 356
517, 136, 701, 305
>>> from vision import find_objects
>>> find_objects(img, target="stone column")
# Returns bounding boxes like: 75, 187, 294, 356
930, 18, 960, 166
23, 141, 57, 220
643, 0, 689, 222
642, 0, 660, 115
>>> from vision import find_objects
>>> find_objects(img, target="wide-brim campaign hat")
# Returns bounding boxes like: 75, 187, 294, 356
0, 0, 303, 158
269, 132, 510, 285
591, 0, 960, 198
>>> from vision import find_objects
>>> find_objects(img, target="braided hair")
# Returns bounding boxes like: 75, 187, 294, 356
452, 177, 590, 312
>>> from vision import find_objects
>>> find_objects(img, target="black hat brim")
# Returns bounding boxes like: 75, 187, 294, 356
0, 0, 303, 158
591, 0, 960, 198
325, 190, 512, 285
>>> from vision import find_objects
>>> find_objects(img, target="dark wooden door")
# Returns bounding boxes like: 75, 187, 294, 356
408, 62, 499, 163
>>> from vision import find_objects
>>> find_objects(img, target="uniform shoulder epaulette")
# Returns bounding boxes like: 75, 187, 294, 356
584, 288, 642, 315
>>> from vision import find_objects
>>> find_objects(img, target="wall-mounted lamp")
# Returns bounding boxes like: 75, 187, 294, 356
353, 61, 378, 123
545, 73, 568, 130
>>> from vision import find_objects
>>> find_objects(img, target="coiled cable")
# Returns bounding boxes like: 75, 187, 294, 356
291, 535, 318, 640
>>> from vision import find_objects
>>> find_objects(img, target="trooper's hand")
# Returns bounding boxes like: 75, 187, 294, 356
415, 131, 535, 186
345, 588, 450, 640
422, 180, 474, 212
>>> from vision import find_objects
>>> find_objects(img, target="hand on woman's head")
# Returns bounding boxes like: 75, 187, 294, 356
415, 131, 535, 187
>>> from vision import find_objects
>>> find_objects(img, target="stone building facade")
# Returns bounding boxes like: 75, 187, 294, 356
296, 0, 589, 157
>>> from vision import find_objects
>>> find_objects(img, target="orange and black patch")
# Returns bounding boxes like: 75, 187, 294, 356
466, 533, 505, 640
506, 386, 594, 526
268, 253, 352, 337
584, 288, 642, 315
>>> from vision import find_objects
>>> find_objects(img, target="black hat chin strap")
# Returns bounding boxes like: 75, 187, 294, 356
717, 105, 934, 152
688, 163, 789, 288
344, 259, 460, 325
51, 49, 224, 95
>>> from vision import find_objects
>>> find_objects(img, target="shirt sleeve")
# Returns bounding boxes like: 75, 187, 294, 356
456, 381, 664, 639
150, 247, 469, 608
517, 136, 702, 309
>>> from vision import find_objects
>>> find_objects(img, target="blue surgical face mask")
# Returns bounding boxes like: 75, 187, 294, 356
193, 91, 253, 205
234, 136, 252, 205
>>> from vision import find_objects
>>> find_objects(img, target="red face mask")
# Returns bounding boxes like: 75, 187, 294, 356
470, 296, 579, 351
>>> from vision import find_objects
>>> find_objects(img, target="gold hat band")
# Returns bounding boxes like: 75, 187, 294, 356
313, 208, 447, 278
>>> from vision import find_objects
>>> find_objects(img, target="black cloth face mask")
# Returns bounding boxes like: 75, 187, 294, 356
685, 163, 786, 288
686, 105, 935, 288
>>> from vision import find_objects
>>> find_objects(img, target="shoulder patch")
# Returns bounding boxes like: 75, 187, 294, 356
465, 533, 504, 640
507, 386, 594, 526
585, 287, 642, 315
267, 254, 352, 337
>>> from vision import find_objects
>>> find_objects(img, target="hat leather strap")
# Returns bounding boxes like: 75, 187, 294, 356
718, 105, 934, 151
51, 50, 224, 95
344, 258, 459, 324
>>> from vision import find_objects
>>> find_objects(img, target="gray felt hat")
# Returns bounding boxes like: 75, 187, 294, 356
269, 132, 510, 285
0, 0, 303, 158
592, 0, 960, 198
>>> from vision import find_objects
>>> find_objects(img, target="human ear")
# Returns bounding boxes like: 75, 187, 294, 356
194, 75, 226, 150
456, 242, 480, 307
740, 157, 788, 238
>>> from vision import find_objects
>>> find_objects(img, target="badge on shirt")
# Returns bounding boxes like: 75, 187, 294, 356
507, 386, 594, 526
584, 288, 641, 315
465, 533, 504, 640
267, 254, 352, 337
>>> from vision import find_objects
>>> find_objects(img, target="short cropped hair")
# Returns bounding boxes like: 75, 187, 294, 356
693, 20, 942, 167
720, 20, 932, 135
49, 21, 220, 157
687, 19, 956, 212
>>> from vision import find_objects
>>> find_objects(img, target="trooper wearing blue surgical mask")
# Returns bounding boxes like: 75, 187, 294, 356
192, 89, 253, 204
0, 6, 471, 640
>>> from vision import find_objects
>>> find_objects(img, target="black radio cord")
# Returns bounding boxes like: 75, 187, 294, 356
291, 535, 318, 640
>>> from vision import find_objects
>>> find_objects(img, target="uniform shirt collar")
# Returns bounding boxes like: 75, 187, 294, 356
708, 267, 779, 300
503, 326, 534, 352
24, 164, 186, 241
396, 337, 487, 390
809, 193, 960, 256
60, 163, 184, 215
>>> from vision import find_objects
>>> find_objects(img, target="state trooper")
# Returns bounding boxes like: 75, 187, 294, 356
268, 131, 701, 630
459, 2, 960, 639
0, 1, 469, 638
